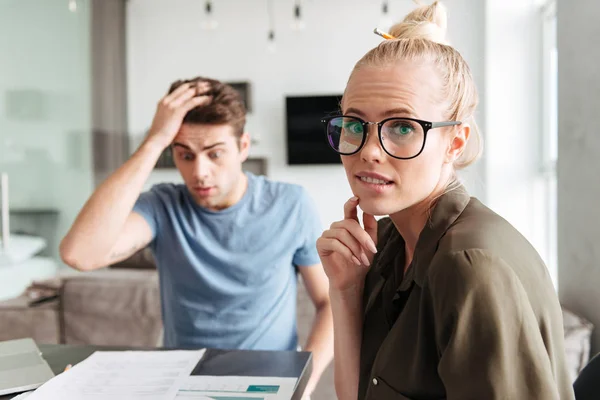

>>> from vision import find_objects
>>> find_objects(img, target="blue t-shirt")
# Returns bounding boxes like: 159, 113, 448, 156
133, 173, 322, 350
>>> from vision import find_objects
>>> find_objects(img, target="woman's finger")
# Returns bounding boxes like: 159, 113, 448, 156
317, 237, 362, 266
322, 228, 369, 266
330, 219, 377, 255
343, 196, 359, 221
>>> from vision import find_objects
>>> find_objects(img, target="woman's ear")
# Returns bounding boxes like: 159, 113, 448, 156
445, 124, 470, 164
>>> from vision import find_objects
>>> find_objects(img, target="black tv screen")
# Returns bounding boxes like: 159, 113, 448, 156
286, 95, 342, 165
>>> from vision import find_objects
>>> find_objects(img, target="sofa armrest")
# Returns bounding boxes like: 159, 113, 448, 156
563, 306, 594, 382
61, 269, 162, 347
0, 294, 60, 344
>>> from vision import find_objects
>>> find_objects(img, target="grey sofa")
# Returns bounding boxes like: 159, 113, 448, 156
0, 267, 161, 347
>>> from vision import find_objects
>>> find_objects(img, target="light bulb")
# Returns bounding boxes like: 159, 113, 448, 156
201, 1, 219, 30
267, 30, 276, 53
68, 0, 77, 13
378, 1, 392, 30
201, 20, 219, 30
290, 20, 306, 31
290, 4, 305, 31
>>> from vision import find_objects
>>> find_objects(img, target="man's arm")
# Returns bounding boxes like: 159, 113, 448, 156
298, 263, 334, 398
60, 82, 211, 271
60, 141, 162, 271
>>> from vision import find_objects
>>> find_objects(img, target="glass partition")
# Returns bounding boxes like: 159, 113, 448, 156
0, 0, 93, 265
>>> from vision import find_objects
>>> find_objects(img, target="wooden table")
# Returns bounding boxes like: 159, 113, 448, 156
4, 343, 312, 400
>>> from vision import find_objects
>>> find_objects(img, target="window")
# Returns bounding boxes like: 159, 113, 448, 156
540, 0, 558, 288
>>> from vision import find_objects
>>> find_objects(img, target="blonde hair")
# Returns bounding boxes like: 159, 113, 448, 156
346, 1, 482, 169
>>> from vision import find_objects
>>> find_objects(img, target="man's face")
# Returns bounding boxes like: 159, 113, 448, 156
172, 123, 250, 210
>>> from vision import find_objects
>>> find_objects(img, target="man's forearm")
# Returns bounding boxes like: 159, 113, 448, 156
60, 139, 164, 267
302, 301, 334, 396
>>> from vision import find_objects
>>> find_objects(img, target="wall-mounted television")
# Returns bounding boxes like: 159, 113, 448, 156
286, 95, 343, 165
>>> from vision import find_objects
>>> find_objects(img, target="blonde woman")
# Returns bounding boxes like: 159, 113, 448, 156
317, 2, 574, 399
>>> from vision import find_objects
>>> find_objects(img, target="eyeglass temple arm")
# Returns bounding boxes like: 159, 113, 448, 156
431, 121, 462, 129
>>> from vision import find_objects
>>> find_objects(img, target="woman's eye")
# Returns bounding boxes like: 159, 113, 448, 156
344, 122, 363, 135
390, 123, 415, 136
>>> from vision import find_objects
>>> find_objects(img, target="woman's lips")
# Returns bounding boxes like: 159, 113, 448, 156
355, 175, 394, 194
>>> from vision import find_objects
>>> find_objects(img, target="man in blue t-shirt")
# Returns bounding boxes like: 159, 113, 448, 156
60, 77, 333, 395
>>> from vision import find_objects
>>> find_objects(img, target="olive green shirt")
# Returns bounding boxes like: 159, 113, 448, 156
359, 185, 574, 400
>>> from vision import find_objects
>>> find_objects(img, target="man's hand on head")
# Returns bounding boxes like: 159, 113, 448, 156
145, 81, 212, 150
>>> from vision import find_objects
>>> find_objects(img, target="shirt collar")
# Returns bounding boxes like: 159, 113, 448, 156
379, 183, 471, 291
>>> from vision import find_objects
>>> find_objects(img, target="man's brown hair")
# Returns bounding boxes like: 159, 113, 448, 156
168, 77, 246, 137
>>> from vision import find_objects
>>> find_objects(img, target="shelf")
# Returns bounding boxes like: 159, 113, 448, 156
9, 209, 59, 215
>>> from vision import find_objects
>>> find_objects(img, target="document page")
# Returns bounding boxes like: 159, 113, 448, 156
26, 349, 205, 400
176, 376, 297, 400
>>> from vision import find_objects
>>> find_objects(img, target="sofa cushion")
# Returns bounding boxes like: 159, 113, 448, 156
563, 306, 594, 382
61, 269, 162, 347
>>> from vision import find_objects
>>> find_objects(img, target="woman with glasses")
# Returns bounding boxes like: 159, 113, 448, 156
317, 2, 574, 400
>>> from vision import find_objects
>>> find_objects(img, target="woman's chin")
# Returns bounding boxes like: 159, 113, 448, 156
357, 198, 392, 217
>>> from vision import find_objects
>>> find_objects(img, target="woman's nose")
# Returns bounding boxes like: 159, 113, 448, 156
360, 124, 384, 163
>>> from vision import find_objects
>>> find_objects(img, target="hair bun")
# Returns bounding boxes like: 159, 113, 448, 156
388, 1, 449, 45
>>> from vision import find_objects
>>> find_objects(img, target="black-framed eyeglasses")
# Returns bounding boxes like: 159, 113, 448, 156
321, 115, 462, 160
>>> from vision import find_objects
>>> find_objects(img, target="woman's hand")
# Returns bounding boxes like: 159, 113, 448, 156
317, 196, 378, 292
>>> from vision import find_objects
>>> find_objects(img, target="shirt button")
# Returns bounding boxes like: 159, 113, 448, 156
372, 378, 379, 386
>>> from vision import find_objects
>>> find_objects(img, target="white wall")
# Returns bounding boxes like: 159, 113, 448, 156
126, 0, 486, 228
557, 0, 600, 352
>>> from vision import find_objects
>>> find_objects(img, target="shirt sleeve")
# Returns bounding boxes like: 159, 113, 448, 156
292, 188, 323, 267
429, 249, 563, 400
132, 189, 159, 242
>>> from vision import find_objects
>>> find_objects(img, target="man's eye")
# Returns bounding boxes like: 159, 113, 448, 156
179, 152, 194, 161
209, 151, 223, 159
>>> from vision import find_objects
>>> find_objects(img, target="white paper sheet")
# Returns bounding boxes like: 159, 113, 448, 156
176, 376, 298, 400
26, 349, 205, 400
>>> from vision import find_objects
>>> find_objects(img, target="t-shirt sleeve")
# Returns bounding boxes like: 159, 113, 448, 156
430, 249, 563, 400
292, 188, 323, 267
132, 189, 160, 241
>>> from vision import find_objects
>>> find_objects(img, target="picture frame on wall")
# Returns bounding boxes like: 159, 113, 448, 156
155, 146, 175, 169
227, 81, 252, 112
